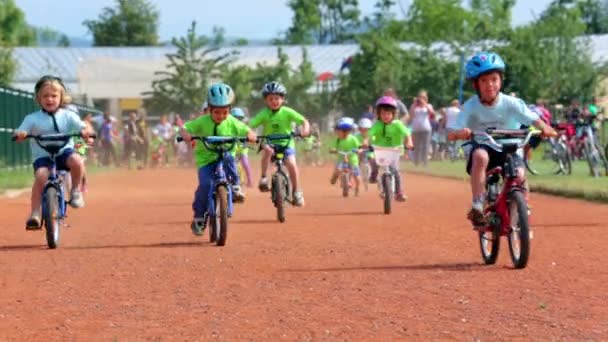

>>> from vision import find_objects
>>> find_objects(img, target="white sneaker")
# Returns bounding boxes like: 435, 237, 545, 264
258, 177, 270, 192
69, 190, 85, 208
293, 191, 305, 207
233, 185, 246, 203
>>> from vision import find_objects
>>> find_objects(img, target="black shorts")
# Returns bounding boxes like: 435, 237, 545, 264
33, 148, 74, 173
466, 144, 524, 175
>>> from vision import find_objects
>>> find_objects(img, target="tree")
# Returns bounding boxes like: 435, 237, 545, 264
541, 0, 608, 34
144, 22, 236, 113
0, 0, 35, 46
282, 0, 361, 44
83, 0, 159, 46
499, 5, 603, 104
0, 47, 16, 86
35, 27, 71, 47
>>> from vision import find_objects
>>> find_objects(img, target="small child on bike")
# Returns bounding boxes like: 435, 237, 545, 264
355, 118, 379, 183
12, 75, 93, 230
329, 117, 362, 195
180, 83, 257, 235
447, 52, 556, 227
363, 96, 413, 201
231, 107, 253, 187
249, 81, 310, 207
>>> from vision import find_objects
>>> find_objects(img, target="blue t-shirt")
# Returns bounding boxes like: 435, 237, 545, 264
17, 108, 86, 162
451, 93, 539, 143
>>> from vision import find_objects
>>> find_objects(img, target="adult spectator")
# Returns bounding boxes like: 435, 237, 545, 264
361, 104, 374, 121
408, 90, 435, 167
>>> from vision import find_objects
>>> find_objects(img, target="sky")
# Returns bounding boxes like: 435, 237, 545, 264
18, 0, 554, 41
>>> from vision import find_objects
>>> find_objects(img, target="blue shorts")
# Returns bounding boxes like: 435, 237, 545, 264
33, 148, 74, 172
336, 162, 360, 176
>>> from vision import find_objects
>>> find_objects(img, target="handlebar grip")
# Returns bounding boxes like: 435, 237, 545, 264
176, 136, 184, 143
89, 133, 97, 139
11, 135, 18, 142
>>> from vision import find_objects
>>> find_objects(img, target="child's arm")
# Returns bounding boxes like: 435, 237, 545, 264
179, 127, 192, 142
246, 128, 257, 143
448, 128, 471, 141
12, 115, 33, 142
532, 119, 557, 137
300, 119, 311, 137
404, 135, 414, 150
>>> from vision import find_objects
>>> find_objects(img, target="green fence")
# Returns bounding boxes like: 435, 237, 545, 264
0, 86, 103, 170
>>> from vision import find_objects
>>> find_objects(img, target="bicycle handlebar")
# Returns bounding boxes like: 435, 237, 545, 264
176, 135, 250, 152
12, 133, 97, 142
472, 129, 540, 151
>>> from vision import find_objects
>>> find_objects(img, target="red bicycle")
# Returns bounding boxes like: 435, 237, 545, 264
472, 129, 541, 269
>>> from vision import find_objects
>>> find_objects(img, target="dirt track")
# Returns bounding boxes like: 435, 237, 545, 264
1, 165, 607, 340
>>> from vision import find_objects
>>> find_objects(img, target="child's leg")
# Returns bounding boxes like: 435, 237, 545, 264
240, 154, 253, 187
222, 154, 240, 187
193, 165, 214, 219
285, 153, 301, 192
66, 153, 85, 191
369, 155, 378, 182
31, 167, 49, 217
352, 165, 361, 193
260, 146, 273, 178
330, 163, 340, 184
389, 162, 403, 194
469, 148, 490, 209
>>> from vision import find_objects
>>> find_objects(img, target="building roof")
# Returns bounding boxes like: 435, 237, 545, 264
11, 34, 608, 98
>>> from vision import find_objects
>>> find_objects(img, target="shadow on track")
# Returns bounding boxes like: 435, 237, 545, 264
282, 262, 503, 273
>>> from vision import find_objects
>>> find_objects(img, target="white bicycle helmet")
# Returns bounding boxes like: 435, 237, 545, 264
358, 118, 372, 129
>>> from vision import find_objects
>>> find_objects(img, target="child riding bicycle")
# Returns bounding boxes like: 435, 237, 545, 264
249, 81, 310, 207
179, 83, 257, 234
329, 117, 362, 195
12, 75, 93, 229
447, 52, 556, 227
362, 96, 413, 202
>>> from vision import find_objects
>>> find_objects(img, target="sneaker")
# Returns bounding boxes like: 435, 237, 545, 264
258, 177, 270, 192
330, 173, 338, 185
467, 208, 487, 229
69, 190, 85, 208
191, 217, 206, 236
25, 212, 41, 230
395, 193, 408, 202
293, 191, 305, 207
233, 186, 246, 203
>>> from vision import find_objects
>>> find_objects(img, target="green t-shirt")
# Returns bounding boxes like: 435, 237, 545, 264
184, 115, 250, 168
589, 104, 598, 116
249, 106, 306, 147
368, 120, 411, 148
333, 134, 360, 165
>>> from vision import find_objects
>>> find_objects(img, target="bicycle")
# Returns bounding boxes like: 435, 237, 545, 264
471, 128, 540, 269
372, 145, 403, 215
177, 135, 249, 246
577, 122, 608, 177
257, 133, 300, 223
331, 149, 359, 197
523, 130, 572, 176
12, 133, 95, 249
359, 149, 372, 191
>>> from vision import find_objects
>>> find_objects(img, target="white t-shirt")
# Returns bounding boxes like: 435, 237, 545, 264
410, 104, 434, 132
445, 106, 461, 129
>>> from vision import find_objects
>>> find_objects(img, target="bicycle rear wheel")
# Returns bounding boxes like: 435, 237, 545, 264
44, 187, 61, 249
585, 142, 602, 177
341, 172, 349, 197
507, 191, 531, 269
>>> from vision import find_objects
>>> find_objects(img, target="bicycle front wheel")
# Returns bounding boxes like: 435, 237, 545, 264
272, 175, 286, 223
214, 185, 229, 246
382, 174, 392, 215
44, 187, 61, 249
507, 191, 531, 269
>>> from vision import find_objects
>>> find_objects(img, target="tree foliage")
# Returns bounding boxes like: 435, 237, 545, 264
282, 0, 361, 44
83, 0, 159, 46
144, 22, 236, 113
0, 0, 36, 46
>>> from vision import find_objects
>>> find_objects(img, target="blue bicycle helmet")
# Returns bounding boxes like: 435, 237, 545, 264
465, 52, 506, 80
231, 107, 246, 120
336, 117, 355, 131
207, 83, 234, 107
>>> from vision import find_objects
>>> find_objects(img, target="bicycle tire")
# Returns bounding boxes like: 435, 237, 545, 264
507, 191, 531, 269
272, 175, 286, 223
382, 174, 392, 215
215, 185, 229, 246
44, 187, 60, 249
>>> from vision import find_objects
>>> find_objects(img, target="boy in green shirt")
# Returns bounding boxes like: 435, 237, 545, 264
180, 83, 257, 236
249, 81, 310, 207
363, 96, 413, 201
330, 117, 362, 195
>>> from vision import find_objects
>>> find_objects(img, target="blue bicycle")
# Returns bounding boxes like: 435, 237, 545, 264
13, 133, 94, 249
177, 135, 249, 246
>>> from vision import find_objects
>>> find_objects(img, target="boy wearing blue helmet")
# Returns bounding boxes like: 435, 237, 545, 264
329, 117, 362, 195
180, 83, 256, 236
448, 52, 556, 227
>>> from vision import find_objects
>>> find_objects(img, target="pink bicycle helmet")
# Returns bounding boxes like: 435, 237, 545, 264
375, 96, 398, 109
